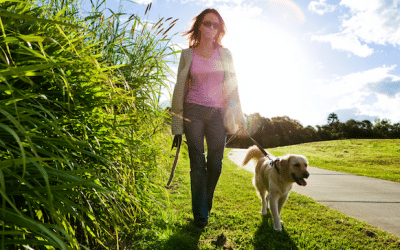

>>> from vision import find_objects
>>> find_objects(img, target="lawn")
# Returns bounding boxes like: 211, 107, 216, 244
131, 139, 400, 249
267, 139, 400, 182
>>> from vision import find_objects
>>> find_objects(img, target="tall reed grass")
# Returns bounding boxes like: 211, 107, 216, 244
0, 0, 178, 248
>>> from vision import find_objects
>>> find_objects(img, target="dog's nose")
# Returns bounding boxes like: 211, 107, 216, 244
303, 172, 310, 179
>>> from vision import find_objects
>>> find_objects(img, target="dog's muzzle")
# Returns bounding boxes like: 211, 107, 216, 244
292, 171, 309, 186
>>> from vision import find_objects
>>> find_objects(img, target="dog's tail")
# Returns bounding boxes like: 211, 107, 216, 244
242, 145, 265, 166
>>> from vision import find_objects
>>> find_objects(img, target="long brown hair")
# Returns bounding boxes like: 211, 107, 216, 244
183, 8, 226, 48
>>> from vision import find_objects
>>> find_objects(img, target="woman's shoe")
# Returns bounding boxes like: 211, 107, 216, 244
193, 219, 208, 228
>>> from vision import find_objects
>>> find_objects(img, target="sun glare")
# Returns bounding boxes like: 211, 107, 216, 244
224, 13, 312, 120
268, 0, 305, 24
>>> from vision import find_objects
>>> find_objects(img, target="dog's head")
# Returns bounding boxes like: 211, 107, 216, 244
278, 154, 309, 186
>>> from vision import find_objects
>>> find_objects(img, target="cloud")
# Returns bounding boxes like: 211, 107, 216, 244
308, 0, 336, 15
181, 0, 244, 5
314, 65, 397, 97
367, 76, 400, 97
311, 0, 400, 57
311, 31, 374, 57
360, 93, 379, 105
135, 0, 152, 4
340, 0, 400, 46
313, 65, 400, 124
332, 107, 379, 123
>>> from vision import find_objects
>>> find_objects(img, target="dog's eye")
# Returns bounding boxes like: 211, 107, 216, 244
294, 163, 300, 167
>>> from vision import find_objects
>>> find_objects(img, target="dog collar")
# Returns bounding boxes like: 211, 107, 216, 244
270, 158, 280, 174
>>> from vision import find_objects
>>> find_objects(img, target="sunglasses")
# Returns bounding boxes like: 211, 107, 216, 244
202, 21, 220, 30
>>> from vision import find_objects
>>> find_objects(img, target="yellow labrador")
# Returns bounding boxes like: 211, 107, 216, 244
242, 145, 309, 231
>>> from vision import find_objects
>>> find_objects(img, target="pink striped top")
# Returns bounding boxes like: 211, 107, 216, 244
185, 48, 224, 108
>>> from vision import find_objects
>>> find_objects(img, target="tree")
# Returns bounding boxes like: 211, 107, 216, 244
303, 126, 320, 142
316, 125, 333, 141
343, 119, 362, 138
390, 123, 400, 138
327, 112, 339, 126
374, 118, 391, 138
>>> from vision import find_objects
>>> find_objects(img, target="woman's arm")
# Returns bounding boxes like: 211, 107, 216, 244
171, 49, 189, 135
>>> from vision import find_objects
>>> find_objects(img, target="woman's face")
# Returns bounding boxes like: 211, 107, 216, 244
199, 13, 220, 41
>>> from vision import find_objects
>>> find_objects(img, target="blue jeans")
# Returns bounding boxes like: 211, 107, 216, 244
184, 103, 227, 222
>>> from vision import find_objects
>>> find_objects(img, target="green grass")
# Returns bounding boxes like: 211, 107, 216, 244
131, 139, 400, 249
267, 139, 400, 182
1, 0, 178, 248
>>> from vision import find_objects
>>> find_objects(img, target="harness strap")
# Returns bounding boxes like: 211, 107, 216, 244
270, 158, 280, 174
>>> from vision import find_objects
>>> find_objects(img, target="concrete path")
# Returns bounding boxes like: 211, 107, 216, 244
227, 149, 400, 237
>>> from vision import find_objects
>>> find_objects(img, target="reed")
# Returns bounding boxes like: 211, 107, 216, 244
0, 0, 178, 248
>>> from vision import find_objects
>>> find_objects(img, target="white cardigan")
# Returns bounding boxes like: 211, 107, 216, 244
171, 47, 244, 135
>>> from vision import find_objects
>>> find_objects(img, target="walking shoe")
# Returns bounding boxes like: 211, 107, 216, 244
193, 219, 208, 228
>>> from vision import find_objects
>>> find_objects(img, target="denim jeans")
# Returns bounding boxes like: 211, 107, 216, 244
183, 103, 226, 222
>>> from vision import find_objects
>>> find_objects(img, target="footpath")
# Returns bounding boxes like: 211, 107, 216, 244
227, 148, 400, 237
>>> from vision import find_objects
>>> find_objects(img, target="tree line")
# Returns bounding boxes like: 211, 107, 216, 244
226, 112, 400, 148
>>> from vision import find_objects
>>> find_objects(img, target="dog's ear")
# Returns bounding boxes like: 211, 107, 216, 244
278, 154, 292, 171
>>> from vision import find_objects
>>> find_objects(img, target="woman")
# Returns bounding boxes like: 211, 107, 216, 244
171, 8, 244, 228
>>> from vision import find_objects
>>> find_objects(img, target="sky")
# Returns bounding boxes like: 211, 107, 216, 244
82, 0, 400, 127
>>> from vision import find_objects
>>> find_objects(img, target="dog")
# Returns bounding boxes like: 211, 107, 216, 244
242, 145, 310, 231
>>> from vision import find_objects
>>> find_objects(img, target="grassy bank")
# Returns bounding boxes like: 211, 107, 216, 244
0, 0, 177, 248
268, 139, 400, 182
132, 139, 400, 249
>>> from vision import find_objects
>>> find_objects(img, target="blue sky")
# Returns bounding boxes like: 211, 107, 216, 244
82, 0, 400, 127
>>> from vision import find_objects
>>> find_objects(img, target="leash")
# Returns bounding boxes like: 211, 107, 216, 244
245, 131, 272, 161
227, 130, 280, 173
167, 135, 182, 186
226, 130, 273, 161
167, 128, 279, 186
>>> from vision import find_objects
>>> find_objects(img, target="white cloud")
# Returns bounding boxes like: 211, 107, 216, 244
311, 31, 374, 57
308, 0, 336, 15
332, 107, 378, 123
339, 0, 378, 12
372, 94, 400, 122
315, 65, 397, 97
181, 0, 244, 5
343, 93, 400, 123
340, 0, 400, 46
135, 0, 152, 4
313, 65, 400, 124
311, 0, 400, 57
367, 75, 400, 97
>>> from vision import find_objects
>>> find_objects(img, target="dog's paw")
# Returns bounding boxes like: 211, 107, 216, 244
272, 220, 283, 231
273, 225, 283, 232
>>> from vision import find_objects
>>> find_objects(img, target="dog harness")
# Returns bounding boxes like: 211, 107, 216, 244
270, 158, 280, 174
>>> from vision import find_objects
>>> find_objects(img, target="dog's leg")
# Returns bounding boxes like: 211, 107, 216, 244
268, 193, 282, 231
277, 194, 289, 226
278, 194, 289, 215
259, 188, 269, 215
254, 176, 269, 215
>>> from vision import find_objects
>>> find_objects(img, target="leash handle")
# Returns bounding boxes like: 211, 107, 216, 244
171, 135, 182, 150
167, 135, 182, 186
